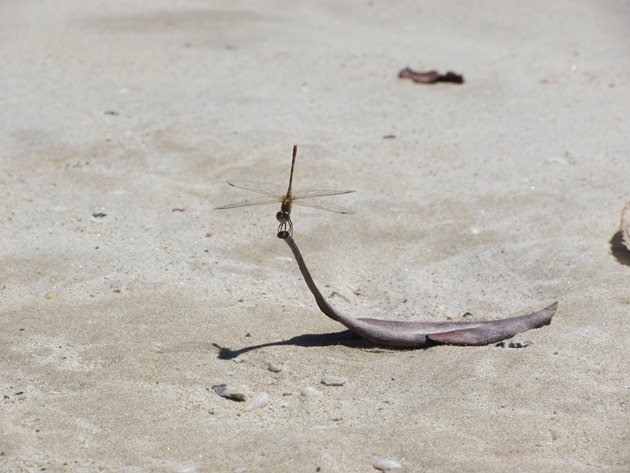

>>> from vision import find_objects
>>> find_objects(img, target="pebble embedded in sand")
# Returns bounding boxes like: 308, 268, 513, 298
321, 375, 348, 386
373, 458, 402, 470
300, 386, 321, 397
267, 362, 283, 373
212, 384, 250, 402
245, 392, 268, 411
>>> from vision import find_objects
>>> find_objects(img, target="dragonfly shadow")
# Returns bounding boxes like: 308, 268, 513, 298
213, 330, 375, 360
610, 231, 630, 266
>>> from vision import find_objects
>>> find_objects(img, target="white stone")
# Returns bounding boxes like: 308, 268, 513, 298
373, 458, 402, 471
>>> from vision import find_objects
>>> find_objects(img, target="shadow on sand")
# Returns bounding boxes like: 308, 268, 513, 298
213, 330, 388, 360
610, 231, 630, 266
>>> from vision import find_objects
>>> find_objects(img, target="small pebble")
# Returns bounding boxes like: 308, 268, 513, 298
545, 156, 569, 165
212, 384, 250, 402
90, 212, 107, 223
245, 392, 268, 411
321, 375, 348, 386
373, 458, 402, 471
267, 362, 283, 373
495, 340, 532, 349
300, 386, 321, 397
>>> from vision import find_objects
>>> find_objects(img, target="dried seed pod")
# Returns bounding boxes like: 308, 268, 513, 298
279, 232, 557, 348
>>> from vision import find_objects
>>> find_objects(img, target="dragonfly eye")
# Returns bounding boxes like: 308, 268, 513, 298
276, 211, 290, 223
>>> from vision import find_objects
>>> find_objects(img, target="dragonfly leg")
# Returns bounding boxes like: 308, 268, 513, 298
277, 221, 286, 235
277, 219, 294, 236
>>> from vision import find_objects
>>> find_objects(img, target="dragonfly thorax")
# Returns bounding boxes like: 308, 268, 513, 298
277, 200, 292, 223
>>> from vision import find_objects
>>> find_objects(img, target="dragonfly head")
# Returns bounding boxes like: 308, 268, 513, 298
276, 210, 290, 224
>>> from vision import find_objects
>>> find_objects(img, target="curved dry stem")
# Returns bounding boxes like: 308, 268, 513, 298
278, 231, 557, 348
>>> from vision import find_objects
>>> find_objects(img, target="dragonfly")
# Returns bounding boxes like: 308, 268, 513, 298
214, 145, 354, 235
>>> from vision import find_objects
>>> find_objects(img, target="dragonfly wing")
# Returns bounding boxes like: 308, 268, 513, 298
292, 200, 354, 214
226, 180, 286, 197
293, 188, 355, 199
214, 196, 280, 210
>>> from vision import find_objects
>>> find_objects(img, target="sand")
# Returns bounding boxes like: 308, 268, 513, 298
1, 1, 629, 471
